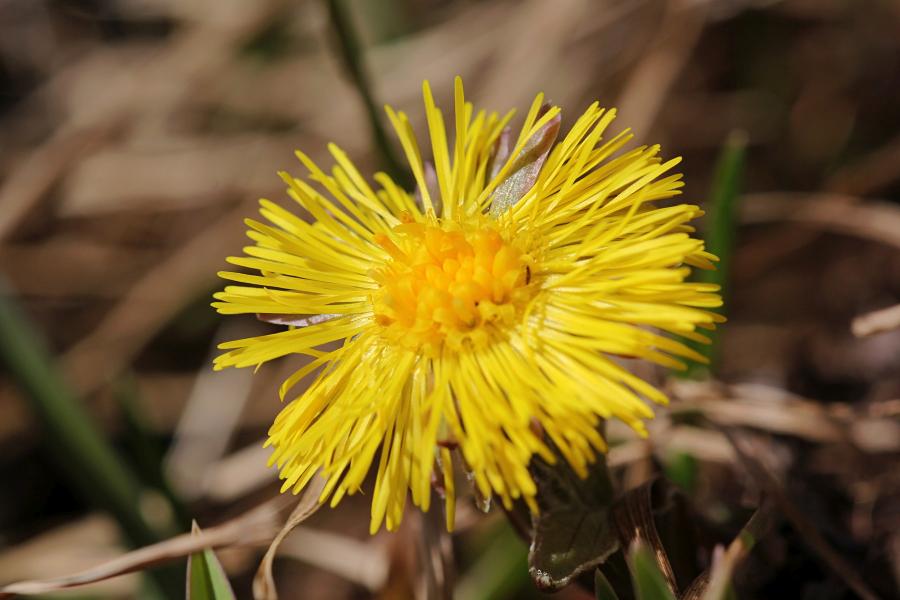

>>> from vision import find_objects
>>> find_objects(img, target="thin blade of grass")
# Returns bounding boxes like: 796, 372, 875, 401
187, 522, 236, 600
595, 569, 622, 600
685, 130, 747, 377
629, 543, 677, 600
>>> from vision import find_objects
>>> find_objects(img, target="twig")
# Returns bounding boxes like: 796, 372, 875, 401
740, 193, 900, 251
0, 498, 286, 597
852, 303, 900, 337
826, 134, 900, 196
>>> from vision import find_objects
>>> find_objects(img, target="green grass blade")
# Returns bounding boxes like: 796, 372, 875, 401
629, 544, 677, 600
187, 523, 236, 600
701, 130, 747, 295
594, 569, 622, 600
663, 451, 698, 494
685, 130, 747, 377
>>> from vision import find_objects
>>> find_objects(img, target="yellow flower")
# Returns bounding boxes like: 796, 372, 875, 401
212, 77, 723, 533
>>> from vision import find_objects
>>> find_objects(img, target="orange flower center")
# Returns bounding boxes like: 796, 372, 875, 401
372, 221, 532, 352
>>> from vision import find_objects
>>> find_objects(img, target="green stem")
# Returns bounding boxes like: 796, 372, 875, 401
324, 0, 411, 187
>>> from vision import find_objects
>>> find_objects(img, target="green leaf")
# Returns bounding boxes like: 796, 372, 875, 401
700, 130, 747, 295
528, 449, 619, 591
187, 523, 236, 600
629, 544, 677, 600
663, 451, 698, 494
594, 569, 621, 600
685, 130, 747, 377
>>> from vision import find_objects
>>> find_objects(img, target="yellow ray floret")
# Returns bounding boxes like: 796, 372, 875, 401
212, 77, 723, 533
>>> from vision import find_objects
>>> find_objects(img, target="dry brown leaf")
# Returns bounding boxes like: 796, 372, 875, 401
253, 474, 328, 600
611, 479, 679, 597
852, 303, 900, 337
61, 136, 298, 216
740, 193, 900, 251
614, 0, 707, 139
0, 499, 286, 597
0, 514, 136, 597
700, 500, 777, 600
417, 498, 454, 600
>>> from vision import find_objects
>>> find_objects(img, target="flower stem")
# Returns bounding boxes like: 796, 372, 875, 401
324, 0, 411, 187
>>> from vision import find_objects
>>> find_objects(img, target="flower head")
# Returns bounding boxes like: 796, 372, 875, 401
213, 77, 723, 533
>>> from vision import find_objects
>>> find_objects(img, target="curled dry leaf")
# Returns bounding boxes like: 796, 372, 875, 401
679, 571, 711, 600
489, 104, 561, 217
611, 479, 679, 598
253, 474, 328, 600
0, 500, 285, 597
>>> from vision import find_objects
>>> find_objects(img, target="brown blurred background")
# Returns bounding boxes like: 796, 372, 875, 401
0, 0, 899, 598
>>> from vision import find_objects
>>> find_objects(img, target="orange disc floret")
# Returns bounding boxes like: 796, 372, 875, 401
372, 221, 532, 353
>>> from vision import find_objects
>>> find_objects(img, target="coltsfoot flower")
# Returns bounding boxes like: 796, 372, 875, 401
212, 77, 723, 533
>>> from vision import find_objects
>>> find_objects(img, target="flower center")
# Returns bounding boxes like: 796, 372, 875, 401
372, 221, 531, 352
